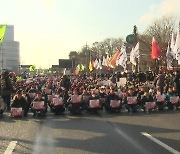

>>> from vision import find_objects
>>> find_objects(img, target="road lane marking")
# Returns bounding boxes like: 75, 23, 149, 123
4, 141, 17, 154
107, 121, 147, 153
141, 132, 180, 154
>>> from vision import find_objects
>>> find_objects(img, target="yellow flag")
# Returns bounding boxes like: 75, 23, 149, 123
81, 64, 85, 71
29, 65, 36, 71
0, 25, 6, 44
89, 61, 93, 72
16, 76, 22, 82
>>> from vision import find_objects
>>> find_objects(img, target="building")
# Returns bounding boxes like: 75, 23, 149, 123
0, 25, 20, 73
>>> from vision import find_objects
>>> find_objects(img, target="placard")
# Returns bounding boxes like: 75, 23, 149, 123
11, 108, 23, 117
102, 80, 111, 86
170, 96, 179, 104
89, 99, 100, 108
115, 91, 123, 98
71, 95, 82, 103
156, 94, 165, 102
52, 97, 64, 106
145, 102, 156, 110
32, 101, 44, 110
117, 78, 127, 87
110, 100, 120, 108
127, 97, 137, 104
54, 95, 59, 98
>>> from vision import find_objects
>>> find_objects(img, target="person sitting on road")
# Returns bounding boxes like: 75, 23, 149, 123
155, 88, 166, 111
67, 88, 83, 114
166, 87, 179, 110
98, 86, 107, 108
27, 85, 38, 105
49, 89, 65, 115
123, 87, 138, 112
99, 86, 107, 99
137, 86, 145, 103
11, 90, 29, 117
140, 90, 154, 111
31, 91, 47, 116
87, 89, 101, 113
105, 87, 121, 112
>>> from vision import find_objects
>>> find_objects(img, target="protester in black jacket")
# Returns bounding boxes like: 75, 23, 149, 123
105, 87, 120, 112
124, 87, 138, 112
11, 90, 29, 116
60, 75, 71, 91
140, 91, 154, 111
0, 70, 13, 111
31, 91, 47, 116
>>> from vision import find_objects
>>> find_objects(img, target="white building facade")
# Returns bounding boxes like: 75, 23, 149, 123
0, 25, 20, 73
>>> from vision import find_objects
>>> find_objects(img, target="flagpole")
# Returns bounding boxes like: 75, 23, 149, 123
135, 58, 138, 73
0, 43, 3, 71
137, 57, 140, 72
157, 59, 160, 72
155, 59, 157, 73
133, 25, 139, 73
85, 42, 88, 73
155, 59, 160, 73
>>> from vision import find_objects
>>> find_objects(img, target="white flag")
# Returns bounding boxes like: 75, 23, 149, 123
116, 46, 127, 69
133, 42, 140, 58
166, 44, 173, 68
170, 33, 175, 59
97, 59, 102, 69
130, 42, 140, 66
116, 50, 123, 66
94, 59, 99, 69
102, 56, 106, 66
106, 55, 111, 67
130, 47, 136, 66
174, 30, 180, 61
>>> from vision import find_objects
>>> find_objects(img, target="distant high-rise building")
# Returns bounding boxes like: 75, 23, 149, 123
0, 25, 20, 73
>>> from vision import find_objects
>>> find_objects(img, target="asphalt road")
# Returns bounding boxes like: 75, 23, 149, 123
0, 109, 180, 154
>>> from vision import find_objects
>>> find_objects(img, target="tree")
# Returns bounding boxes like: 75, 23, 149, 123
69, 51, 78, 60
138, 16, 178, 70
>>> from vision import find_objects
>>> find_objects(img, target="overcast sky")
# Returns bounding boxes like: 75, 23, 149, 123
0, 0, 180, 68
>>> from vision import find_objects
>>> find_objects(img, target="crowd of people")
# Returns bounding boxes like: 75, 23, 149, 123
0, 69, 180, 117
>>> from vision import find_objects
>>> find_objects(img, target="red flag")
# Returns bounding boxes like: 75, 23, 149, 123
92, 60, 95, 68
151, 37, 161, 59
109, 50, 121, 67
106, 66, 111, 71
